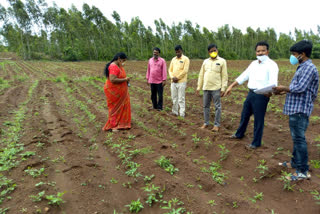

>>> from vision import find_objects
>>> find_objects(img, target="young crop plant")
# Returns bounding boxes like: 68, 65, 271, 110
255, 159, 269, 179
125, 161, 142, 178
19, 151, 36, 160
161, 198, 187, 214
249, 192, 264, 203
129, 147, 153, 157
144, 174, 155, 183
218, 144, 230, 161
29, 191, 45, 202
203, 136, 213, 149
253, 192, 264, 201
208, 200, 217, 206
142, 183, 162, 206
191, 133, 201, 145
45, 192, 66, 206
24, 167, 45, 178
310, 190, 320, 205
110, 178, 118, 184
155, 156, 179, 175
278, 171, 296, 191
310, 160, 320, 169
0, 175, 16, 205
126, 199, 144, 213
202, 161, 226, 185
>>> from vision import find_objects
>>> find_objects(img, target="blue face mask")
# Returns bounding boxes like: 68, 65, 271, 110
290, 55, 300, 65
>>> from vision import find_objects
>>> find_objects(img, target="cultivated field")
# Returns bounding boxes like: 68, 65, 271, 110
0, 55, 320, 214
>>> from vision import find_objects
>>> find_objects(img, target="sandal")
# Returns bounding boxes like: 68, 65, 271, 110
278, 161, 292, 169
286, 171, 310, 181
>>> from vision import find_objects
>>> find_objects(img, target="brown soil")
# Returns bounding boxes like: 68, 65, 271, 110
0, 58, 319, 214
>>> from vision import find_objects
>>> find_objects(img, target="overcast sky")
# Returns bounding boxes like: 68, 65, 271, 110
2, 0, 320, 36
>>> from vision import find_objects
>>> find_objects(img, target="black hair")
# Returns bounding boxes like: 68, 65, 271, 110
175, 45, 183, 51
255, 41, 269, 51
290, 40, 313, 57
207, 44, 218, 51
153, 47, 161, 53
104, 52, 127, 78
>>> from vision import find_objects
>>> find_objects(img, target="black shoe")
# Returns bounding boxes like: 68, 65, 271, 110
229, 134, 242, 139
245, 144, 257, 150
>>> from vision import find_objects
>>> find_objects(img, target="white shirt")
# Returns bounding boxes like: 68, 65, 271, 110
236, 56, 279, 89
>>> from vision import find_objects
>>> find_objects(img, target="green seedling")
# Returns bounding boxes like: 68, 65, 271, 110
155, 156, 179, 175
191, 133, 201, 145
126, 199, 144, 213
144, 174, 155, 183
161, 198, 186, 213
201, 161, 226, 185
254, 192, 263, 201
218, 144, 230, 161
45, 192, 65, 206
30, 191, 45, 202
142, 184, 161, 206
278, 171, 295, 191
310, 190, 320, 205
232, 201, 238, 208
24, 167, 45, 178
110, 178, 118, 184
20, 151, 36, 159
208, 200, 217, 206
310, 160, 320, 169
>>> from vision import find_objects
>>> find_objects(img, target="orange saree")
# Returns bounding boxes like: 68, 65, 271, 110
102, 64, 131, 131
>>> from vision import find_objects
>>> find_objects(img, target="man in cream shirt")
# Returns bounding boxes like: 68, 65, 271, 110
168, 45, 190, 117
197, 44, 228, 132
224, 41, 278, 149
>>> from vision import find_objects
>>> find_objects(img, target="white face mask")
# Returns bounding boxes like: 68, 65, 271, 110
257, 55, 268, 62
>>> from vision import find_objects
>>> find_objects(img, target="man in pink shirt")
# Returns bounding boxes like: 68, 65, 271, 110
146, 47, 167, 111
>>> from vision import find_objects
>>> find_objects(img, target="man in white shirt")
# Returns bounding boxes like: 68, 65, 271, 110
224, 41, 279, 149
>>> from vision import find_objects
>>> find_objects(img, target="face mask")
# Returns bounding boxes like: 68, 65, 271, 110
290, 55, 301, 65
209, 52, 218, 58
257, 55, 268, 62
121, 62, 126, 67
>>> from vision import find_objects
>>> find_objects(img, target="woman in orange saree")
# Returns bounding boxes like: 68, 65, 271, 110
102, 53, 131, 132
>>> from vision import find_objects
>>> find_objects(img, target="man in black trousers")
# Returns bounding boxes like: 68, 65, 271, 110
224, 41, 279, 149
146, 47, 167, 111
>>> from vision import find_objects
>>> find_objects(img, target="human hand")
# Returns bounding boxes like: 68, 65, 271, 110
220, 91, 225, 97
264, 92, 272, 98
223, 87, 232, 97
172, 77, 178, 83
162, 80, 166, 87
273, 86, 288, 95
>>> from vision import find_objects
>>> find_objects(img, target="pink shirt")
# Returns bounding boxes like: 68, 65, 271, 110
146, 57, 167, 84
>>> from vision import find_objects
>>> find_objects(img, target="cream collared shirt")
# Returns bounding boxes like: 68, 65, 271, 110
197, 56, 228, 91
168, 54, 190, 83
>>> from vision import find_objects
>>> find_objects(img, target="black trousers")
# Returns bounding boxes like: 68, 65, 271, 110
150, 83, 163, 110
235, 90, 270, 147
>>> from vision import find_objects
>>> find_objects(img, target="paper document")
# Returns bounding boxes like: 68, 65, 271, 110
253, 84, 276, 94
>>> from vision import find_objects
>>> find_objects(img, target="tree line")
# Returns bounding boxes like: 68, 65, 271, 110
1, 0, 320, 61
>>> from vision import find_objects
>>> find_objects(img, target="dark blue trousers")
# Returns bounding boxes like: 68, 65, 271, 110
235, 91, 270, 147
289, 113, 309, 173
